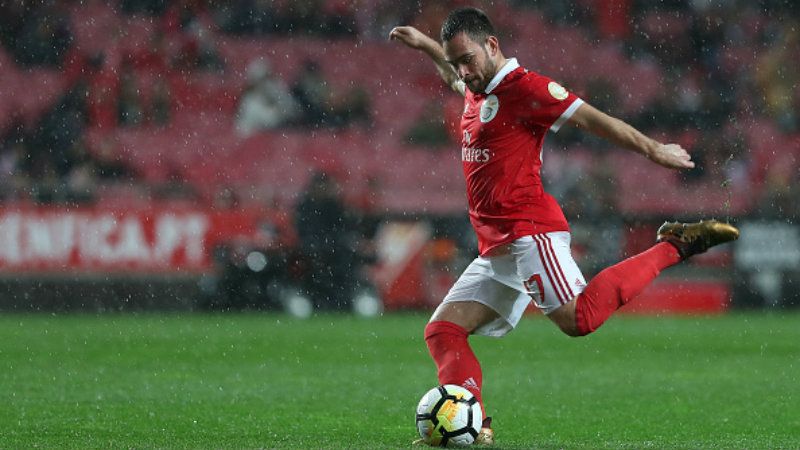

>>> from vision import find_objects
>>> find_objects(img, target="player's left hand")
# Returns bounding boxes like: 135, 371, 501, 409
389, 26, 433, 51
649, 144, 695, 170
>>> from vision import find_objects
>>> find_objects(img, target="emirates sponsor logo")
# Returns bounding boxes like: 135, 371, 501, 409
461, 130, 491, 163
462, 146, 491, 163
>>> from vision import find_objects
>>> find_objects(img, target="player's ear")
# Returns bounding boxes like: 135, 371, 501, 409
485, 36, 499, 57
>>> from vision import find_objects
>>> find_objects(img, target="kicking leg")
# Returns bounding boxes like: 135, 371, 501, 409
548, 220, 739, 336
548, 241, 680, 335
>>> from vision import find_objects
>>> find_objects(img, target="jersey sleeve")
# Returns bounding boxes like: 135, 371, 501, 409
518, 73, 584, 133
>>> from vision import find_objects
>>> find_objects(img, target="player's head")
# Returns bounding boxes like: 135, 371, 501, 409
441, 7, 503, 94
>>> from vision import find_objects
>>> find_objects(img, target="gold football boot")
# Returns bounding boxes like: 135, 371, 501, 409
474, 427, 494, 446
474, 417, 494, 446
657, 220, 740, 259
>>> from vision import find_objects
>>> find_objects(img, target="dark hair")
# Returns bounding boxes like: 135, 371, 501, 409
440, 7, 495, 43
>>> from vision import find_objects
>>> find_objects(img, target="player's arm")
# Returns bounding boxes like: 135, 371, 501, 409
567, 103, 695, 170
389, 26, 465, 96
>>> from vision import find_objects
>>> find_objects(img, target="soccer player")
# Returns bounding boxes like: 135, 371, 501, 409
390, 7, 739, 446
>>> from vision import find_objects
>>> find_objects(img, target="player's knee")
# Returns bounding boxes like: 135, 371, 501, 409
558, 321, 587, 337
424, 320, 470, 343
548, 301, 588, 337
550, 313, 586, 337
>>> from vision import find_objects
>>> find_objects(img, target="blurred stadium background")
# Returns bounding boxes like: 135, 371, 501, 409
0, 0, 798, 314
3, 1, 800, 449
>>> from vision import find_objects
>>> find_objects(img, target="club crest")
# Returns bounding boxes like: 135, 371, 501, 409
479, 95, 499, 123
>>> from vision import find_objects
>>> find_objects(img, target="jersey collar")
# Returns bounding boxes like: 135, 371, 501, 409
484, 57, 519, 94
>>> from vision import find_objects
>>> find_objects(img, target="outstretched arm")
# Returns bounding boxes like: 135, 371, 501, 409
389, 26, 465, 96
568, 103, 695, 170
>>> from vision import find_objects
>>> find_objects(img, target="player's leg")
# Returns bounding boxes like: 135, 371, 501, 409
547, 220, 739, 336
424, 254, 526, 446
425, 301, 496, 417
545, 240, 680, 336
425, 302, 499, 446
429, 300, 500, 332
425, 263, 505, 407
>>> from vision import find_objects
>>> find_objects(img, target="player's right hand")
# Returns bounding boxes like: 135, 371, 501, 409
650, 143, 696, 170
389, 26, 430, 50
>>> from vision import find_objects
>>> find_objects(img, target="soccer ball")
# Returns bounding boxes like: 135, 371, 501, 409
415, 385, 483, 447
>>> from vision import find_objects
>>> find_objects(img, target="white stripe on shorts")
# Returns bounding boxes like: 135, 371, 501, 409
534, 234, 573, 304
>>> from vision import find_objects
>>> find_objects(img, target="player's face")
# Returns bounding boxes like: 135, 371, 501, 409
444, 33, 499, 94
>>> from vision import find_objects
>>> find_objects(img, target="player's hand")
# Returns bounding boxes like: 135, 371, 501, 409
649, 143, 695, 170
389, 26, 432, 50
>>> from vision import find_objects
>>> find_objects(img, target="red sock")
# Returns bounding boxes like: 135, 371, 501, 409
575, 242, 681, 335
424, 321, 486, 418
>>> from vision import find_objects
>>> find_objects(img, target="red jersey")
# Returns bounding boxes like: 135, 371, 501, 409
460, 58, 584, 255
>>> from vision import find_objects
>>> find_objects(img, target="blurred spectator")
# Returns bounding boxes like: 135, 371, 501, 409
291, 60, 330, 127
0, 112, 26, 154
757, 26, 799, 132
128, 30, 173, 126
0, 115, 31, 202
29, 80, 88, 180
636, 7, 694, 67
84, 53, 121, 130
632, 69, 693, 132
405, 101, 453, 148
0, 1, 27, 51
291, 60, 372, 129
213, 186, 240, 210
235, 58, 299, 136
559, 152, 619, 222
329, 85, 372, 129
147, 76, 173, 127
89, 137, 139, 181
172, 28, 225, 72
64, 140, 98, 204
0, 140, 29, 202
153, 163, 198, 202
162, 0, 207, 33
294, 171, 360, 310
169, 4, 225, 73
118, 58, 145, 127
757, 160, 800, 220
682, 132, 750, 188
212, 0, 277, 35
6, 2, 72, 67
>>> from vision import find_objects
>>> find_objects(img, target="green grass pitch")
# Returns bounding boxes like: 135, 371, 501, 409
1, 312, 798, 449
